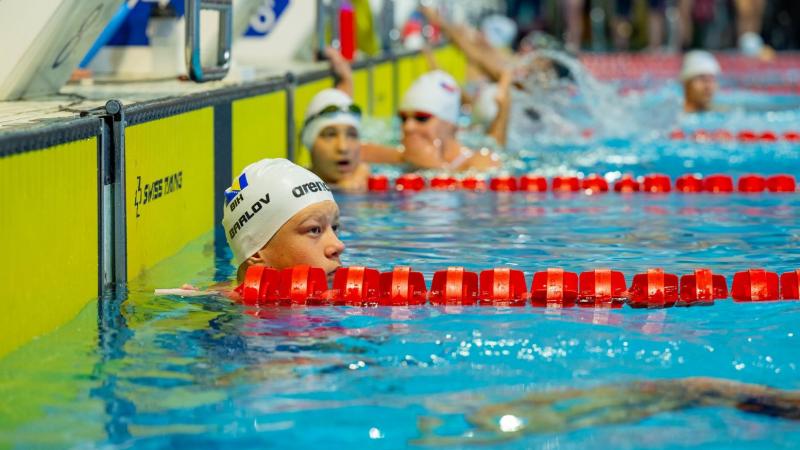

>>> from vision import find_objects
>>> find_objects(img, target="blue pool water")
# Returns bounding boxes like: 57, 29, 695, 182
2, 88, 800, 448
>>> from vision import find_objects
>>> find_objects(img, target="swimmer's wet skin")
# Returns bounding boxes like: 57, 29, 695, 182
412, 378, 800, 445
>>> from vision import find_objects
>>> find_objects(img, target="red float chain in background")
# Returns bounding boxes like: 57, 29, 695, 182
237, 265, 800, 308
366, 174, 797, 194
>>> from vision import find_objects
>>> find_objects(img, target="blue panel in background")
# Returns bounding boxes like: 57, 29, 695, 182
243, 0, 290, 37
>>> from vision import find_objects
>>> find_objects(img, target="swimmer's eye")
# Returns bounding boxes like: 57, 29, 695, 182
319, 128, 338, 139
332, 223, 341, 233
346, 128, 359, 139
308, 226, 322, 236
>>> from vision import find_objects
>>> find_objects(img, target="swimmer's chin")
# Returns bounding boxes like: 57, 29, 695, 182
327, 266, 342, 283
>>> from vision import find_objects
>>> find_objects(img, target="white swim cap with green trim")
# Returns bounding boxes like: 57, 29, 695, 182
301, 88, 361, 149
222, 158, 335, 266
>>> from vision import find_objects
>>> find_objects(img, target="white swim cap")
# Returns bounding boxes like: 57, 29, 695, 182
481, 14, 517, 48
739, 32, 764, 57
400, 70, 461, 125
472, 83, 499, 128
680, 50, 721, 81
301, 88, 361, 149
222, 158, 335, 266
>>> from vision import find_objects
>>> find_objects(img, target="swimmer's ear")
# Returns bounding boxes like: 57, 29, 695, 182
245, 252, 269, 268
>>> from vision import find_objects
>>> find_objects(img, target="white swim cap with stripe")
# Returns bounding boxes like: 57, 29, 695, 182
222, 158, 335, 266
301, 88, 361, 149
680, 50, 721, 81
400, 70, 461, 125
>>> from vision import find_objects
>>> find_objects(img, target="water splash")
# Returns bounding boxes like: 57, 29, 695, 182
509, 50, 681, 143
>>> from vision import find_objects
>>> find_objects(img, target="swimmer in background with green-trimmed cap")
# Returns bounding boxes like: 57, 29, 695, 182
222, 158, 344, 284
303, 48, 405, 191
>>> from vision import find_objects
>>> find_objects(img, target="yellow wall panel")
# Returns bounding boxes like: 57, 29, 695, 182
397, 54, 429, 103
293, 77, 333, 167
0, 139, 98, 357
372, 61, 394, 118
232, 91, 288, 176
351, 68, 369, 114
125, 109, 215, 283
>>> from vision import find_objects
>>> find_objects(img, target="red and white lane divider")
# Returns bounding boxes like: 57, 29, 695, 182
235, 265, 800, 308
367, 173, 798, 193
669, 129, 800, 143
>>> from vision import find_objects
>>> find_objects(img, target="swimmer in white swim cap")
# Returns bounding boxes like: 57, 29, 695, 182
680, 50, 721, 113
305, 48, 404, 190
397, 70, 501, 171
222, 158, 344, 283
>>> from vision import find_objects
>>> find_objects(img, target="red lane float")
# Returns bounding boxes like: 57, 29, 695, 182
379, 266, 427, 305
429, 267, 478, 305
490, 175, 518, 192
370, 174, 797, 195
520, 174, 547, 192
676, 174, 703, 193
581, 174, 609, 193
553, 176, 580, 192
780, 270, 800, 300
679, 269, 728, 305
479, 268, 527, 305
233, 266, 800, 307
731, 269, 779, 301
332, 266, 380, 305
738, 174, 766, 192
396, 174, 425, 191
669, 129, 800, 143
643, 174, 671, 193
367, 175, 389, 192
614, 175, 640, 193
460, 176, 487, 191
578, 269, 627, 307
628, 268, 679, 308
277, 265, 329, 305
241, 265, 280, 305
766, 174, 796, 192
703, 174, 734, 193
530, 268, 578, 307
430, 175, 458, 190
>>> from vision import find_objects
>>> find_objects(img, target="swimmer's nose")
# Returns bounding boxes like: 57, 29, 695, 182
336, 134, 349, 153
326, 234, 345, 260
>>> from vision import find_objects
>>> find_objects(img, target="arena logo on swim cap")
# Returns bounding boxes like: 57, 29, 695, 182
225, 173, 249, 211
292, 181, 331, 198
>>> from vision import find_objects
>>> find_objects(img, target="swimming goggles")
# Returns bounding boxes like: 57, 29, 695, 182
398, 111, 434, 123
303, 104, 361, 127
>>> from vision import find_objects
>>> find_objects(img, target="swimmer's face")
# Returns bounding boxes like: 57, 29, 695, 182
248, 201, 344, 278
400, 111, 456, 151
684, 74, 717, 112
311, 124, 361, 183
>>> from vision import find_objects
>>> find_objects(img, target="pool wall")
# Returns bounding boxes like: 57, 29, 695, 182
0, 45, 467, 358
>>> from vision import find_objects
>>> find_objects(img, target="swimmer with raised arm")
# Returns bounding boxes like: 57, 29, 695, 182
681, 50, 721, 113
223, 158, 344, 284
304, 48, 403, 190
